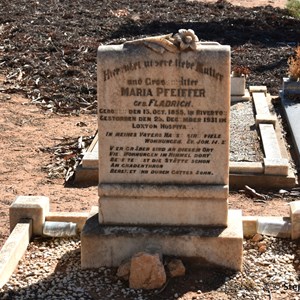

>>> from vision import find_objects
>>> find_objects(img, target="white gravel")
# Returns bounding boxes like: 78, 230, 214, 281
230, 101, 264, 162
0, 235, 300, 299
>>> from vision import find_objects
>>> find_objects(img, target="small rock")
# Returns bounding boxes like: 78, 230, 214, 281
117, 259, 131, 281
167, 259, 186, 278
252, 233, 263, 242
257, 241, 266, 247
258, 245, 267, 253
129, 252, 166, 290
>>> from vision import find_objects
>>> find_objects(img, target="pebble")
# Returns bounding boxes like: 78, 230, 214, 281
252, 233, 264, 242
258, 244, 267, 253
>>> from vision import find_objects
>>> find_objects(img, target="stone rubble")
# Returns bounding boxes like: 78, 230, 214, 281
116, 259, 131, 281
129, 252, 166, 290
167, 259, 186, 278
0, 236, 300, 299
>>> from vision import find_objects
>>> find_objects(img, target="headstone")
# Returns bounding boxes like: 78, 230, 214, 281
81, 30, 243, 271
98, 30, 229, 226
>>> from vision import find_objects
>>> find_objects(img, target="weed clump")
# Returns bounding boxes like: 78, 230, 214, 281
286, 0, 300, 19
231, 66, 250, 77
288, 46, 300, 81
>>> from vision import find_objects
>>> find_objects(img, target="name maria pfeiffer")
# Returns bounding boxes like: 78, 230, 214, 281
121, 87, 205, 98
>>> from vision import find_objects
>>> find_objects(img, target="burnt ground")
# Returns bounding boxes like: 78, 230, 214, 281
1, 0, 300, 114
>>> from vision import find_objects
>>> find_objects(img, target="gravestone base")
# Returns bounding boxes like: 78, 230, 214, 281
81, 209, 243, 271
99, 184, 228, 226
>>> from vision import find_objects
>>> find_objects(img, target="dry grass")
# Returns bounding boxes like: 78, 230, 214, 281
288, 46, 300, 80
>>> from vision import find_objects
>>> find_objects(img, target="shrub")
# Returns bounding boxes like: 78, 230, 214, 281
288, 46, 300, 80
286, 0, 300, 19
231, 66, 250, 77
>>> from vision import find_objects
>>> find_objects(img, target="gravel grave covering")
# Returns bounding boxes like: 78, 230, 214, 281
1, 236, 300, 300
230, 101, 263, 162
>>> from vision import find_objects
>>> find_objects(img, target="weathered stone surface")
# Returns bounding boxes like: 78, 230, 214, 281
249, 86, 267, 93
9, 196, 49, 236
253, 92, 276, 126
257, 216, 291, 238
0, 219, 32, 288
242, 216, 257, 238
259, 124, 282, 159
231, 89, 251, 102
116, 259, 131, 281
98, 42, 230, 186
259, 123, 289, 176
290, 201, 300, 240
81, 210, 243, 271
98, 183, 228, 226
263, 158, 289, 175
129, 252, 166, 290
46, 212, 89, 232
229, 162, 263, 174
231, 75, 245, 96
99, 193, 228, 226
167, 259, 186, 278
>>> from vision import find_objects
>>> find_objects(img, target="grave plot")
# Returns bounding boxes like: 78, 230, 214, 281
76, 87, 296, 189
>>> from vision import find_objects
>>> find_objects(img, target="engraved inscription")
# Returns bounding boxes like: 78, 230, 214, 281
98, 45, 230, 184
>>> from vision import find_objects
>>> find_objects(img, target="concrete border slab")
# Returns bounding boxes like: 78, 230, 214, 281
253, 92, 276, 126
230, 168, 295, 189
0, 219, 32, 289
264, 158, 289, 175
46, 212, 89, 232
231, 89, 251, 102
249, 86, 267, 93
229, 161, 263, 174
259, 124, 282, 158
9, 196, 49, 236
242, 216, 257, 238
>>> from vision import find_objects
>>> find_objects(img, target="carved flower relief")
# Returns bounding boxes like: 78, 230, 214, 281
173, 29, 199, 51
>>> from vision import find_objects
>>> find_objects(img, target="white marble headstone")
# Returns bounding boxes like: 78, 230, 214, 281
98, 33, 230, 187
